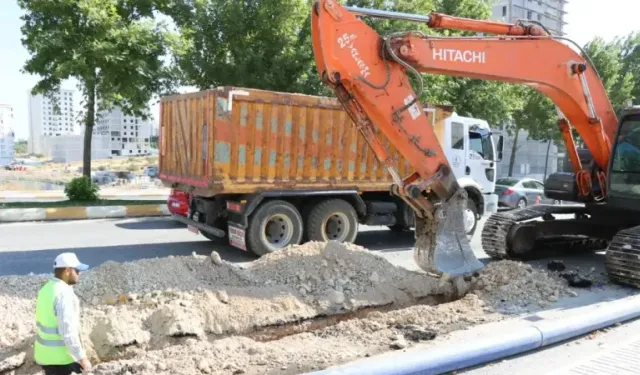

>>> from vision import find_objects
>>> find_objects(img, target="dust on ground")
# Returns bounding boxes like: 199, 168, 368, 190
0, 242, 576, 375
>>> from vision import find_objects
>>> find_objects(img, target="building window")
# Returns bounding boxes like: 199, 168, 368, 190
502, 6, 506, 17
527, 11, 532, 19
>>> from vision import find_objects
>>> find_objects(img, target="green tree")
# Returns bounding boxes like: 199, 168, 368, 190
617, 32, 640, 106
19, 0, 179, 178
584, 36, 634, 113
346, 0, 524, 126
164, 0, 328, 94
165, 0, 523, 128
14, 140, 28, 155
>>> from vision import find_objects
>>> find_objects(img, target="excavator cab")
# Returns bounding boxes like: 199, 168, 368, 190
607, 108, 640, 203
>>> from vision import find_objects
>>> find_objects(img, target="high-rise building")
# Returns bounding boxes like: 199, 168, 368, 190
95, 105, 152, 157
491, 0, 567, 36
28, 89, 77, 155
0, 104, 15, 166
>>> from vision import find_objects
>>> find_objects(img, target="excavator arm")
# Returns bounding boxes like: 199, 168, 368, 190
310, 0, 618, 276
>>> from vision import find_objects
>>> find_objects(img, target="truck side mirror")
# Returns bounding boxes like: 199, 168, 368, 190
496, 135, 504, 162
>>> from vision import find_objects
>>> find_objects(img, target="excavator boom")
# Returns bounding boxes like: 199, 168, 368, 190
311, 1, 618, 277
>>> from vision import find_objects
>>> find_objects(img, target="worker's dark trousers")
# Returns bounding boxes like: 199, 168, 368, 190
41, 362, 83, 375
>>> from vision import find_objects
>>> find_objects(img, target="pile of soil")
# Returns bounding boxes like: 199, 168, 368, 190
0, 242, 571, 375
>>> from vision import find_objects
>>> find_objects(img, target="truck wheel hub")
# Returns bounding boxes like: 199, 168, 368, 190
463, 208, 475, 233
262, 214, 294, 248
324, 213, 350, 241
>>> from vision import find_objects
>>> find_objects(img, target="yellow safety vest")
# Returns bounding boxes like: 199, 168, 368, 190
33, 280, 76, 365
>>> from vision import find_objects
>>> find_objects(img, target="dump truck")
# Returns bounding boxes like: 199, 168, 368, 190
158, 87, 503, 257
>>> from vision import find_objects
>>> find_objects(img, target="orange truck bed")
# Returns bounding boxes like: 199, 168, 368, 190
158, 86, 453, 195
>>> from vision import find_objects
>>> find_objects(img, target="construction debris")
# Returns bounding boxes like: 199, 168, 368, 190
0, 242, 573, 374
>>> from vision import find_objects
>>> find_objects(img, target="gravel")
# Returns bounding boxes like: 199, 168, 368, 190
0, 243, 575, 375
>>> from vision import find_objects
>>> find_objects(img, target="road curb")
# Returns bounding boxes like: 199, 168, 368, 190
306, 295, 640, 375
0, 189, 170, 200
0, 205, 170, 222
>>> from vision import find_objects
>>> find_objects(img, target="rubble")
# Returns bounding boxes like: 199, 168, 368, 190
0, 243, 574, 374
471, 260, 573, 312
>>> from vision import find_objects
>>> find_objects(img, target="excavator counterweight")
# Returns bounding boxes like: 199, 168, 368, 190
311, 0, 484, 277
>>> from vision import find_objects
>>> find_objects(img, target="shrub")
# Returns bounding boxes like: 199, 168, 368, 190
64, 176, 100, 201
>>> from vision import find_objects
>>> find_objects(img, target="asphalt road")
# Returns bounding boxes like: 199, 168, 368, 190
0, 216, 436, 275
0, 214, 616, 276
2, 215, 639, 374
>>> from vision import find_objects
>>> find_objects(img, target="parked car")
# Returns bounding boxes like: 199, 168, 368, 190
144, 165, 159, 178
495, 177, 560, 209
167, 189, 190, 217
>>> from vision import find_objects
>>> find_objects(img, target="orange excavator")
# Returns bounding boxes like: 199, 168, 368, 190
311, 0, 640, 287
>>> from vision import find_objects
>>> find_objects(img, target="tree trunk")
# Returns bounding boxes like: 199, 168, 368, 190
508, 127, 520, 177
543, 139, 552, 181
83, 80, 96, 179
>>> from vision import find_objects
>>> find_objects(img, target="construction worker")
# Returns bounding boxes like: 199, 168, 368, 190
34, 252, 92, 375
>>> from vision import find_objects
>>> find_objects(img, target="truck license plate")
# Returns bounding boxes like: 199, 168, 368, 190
228, 223, 247, 251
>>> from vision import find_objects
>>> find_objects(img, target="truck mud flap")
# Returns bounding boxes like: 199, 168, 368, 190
228, 222, 248, 251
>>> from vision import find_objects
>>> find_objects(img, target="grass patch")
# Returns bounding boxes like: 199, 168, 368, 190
0, 200, 166, 209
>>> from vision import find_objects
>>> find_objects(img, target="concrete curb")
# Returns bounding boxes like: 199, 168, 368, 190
0, 189, 170, 200
0, 205, 171, 222
306, 295, 640, 375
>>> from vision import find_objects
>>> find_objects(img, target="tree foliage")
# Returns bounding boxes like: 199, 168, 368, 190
163, 0, 327, 95
165, 0, 523, 127
19, 0, 178, 177
584, 37, 634, 113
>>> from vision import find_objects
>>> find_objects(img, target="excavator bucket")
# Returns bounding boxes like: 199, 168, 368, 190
414, 188, 485, 277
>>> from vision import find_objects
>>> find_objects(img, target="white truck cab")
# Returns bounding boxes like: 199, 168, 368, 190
426, 108, 503, 237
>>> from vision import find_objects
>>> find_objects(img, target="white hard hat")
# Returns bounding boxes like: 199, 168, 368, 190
54, 252, 89, 271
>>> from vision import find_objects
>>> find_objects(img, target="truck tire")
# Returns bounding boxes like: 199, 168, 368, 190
306, 199, 358, 243
246, 200, 303, 256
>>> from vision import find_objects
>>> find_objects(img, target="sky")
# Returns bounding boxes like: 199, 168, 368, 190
0, 0, 637, 141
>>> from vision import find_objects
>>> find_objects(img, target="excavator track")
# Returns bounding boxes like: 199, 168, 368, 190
481, 205, 607, 260
605, 225, 640, 289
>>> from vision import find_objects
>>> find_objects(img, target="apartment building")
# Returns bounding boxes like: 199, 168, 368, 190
95, 105, 152, 157
0, 104, 15, 166
42, 133, 112, 163
492, 0, 567, 36
28, 89, 77, 155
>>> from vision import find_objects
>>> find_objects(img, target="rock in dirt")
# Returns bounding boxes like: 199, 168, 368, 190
472, 260, 571, 311
390, 335, 409, 350
547, 260, 566, 272
210, 251, 222, 266
560, 271, 593, 288
0, 352, 26, 372
395, 324, 437, 342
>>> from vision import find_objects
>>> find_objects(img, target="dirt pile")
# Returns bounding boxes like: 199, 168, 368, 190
472, 260, 572, 313
0, 241, 464, 374
0, 244, 574, 375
